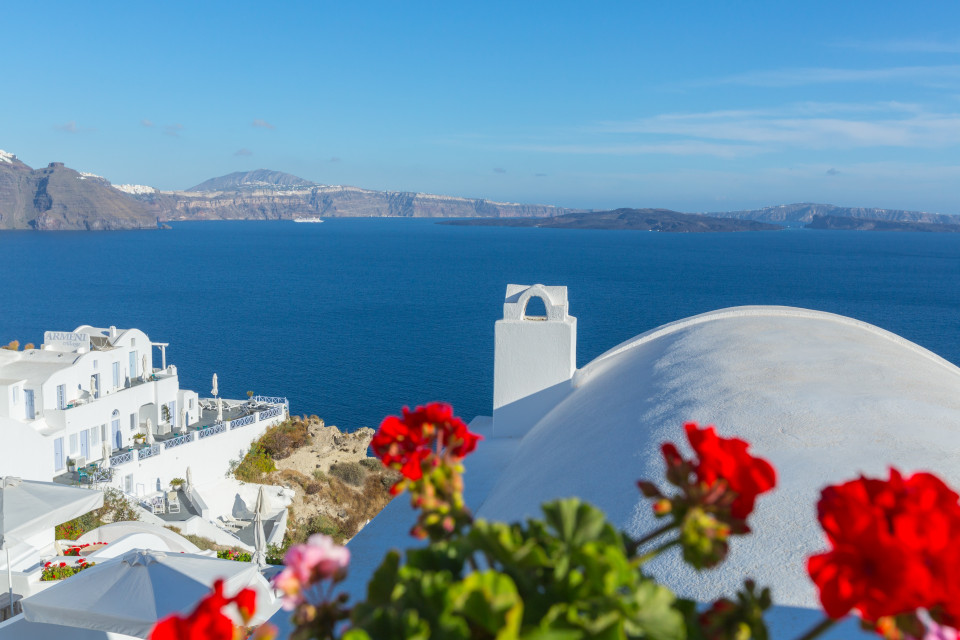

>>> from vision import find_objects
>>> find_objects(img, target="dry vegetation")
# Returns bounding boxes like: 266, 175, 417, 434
233, 415, 399, 550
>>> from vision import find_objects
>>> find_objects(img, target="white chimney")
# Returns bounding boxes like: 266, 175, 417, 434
109, 326, 117, 339
493, 284, 576, 437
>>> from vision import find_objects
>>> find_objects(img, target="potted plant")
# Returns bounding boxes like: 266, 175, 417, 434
161, 405, 171, 424
169, 477, 185, 491
132, 432, 146, 446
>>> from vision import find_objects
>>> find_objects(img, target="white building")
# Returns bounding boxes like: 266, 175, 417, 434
0, 325, 287, 496
326, 284, 960, 640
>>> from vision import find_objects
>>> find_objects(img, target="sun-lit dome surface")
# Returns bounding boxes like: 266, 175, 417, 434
327, 303, 960, 639
475, 306, 960, 609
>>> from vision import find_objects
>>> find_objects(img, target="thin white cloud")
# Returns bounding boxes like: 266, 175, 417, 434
141, 119, 154, 128
597, 103, 960, 150
252, 119, 275, 130
164, 123, 184, 137
234, 148, 253, 156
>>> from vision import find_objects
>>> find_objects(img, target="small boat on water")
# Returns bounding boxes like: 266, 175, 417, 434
293, 217, 324, 223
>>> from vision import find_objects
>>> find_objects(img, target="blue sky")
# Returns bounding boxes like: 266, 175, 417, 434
2, 1, 959, 212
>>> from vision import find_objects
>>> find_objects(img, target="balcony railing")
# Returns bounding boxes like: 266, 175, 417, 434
138, 444, 161, 461
228, 415, 255, 430
163, 432, 195, 450
258, 406, 283, 422
254, 396, 288, 409
110, 451, 133, 466
197, 423, 227, 439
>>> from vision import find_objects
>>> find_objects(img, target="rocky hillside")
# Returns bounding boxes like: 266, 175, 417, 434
806, 214, 960, 232
0, 152, 156, 230
188, 169, 314, 192
706, 203, 960, 227
443, 208, 782, 232
139, 170, 569, 221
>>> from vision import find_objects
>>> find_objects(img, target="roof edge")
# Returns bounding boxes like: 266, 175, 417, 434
576, 305, 960, 385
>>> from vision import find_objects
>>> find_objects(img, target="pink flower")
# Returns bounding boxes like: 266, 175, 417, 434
272, 534, 349, 610
925, 623, 960, 640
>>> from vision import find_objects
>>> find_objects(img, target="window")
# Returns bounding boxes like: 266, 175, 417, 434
12, 386, 19, 405
130, 413, 136, 431
112, 361, 120, 388
131, 338, 136, 347
57, 384, 66, 410
91, 426, 100, 446
101, 424, 107, 441
189, 398, 194, 409
93, 359, 98, 369
69, 434, 78, 455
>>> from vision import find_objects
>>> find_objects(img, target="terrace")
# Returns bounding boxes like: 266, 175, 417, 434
52, 397, 287, 485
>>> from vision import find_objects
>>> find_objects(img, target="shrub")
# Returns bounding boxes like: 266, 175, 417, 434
233, 443, 276, 483
305, 482, 322, 495
312, 469, 327, 482
258, 418, 311, 459
359, 458, 382, 470
165, 526, 223, 552
330, 462, 366, 487
277, 469, 314, 489
380, 471, 402, 489
55, 488, 140, 540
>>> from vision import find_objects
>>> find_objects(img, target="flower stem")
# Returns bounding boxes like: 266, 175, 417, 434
627, 522, 677, 556
636, 538, 680, 564
793, 616, 838, 640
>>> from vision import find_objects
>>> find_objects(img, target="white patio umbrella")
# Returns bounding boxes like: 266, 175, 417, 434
0, 477, 103, 615
216, 396, 223, 422
211, 373, 218, 398
251, 486, 267, 571
185, 468, 193, 493
90, 375, 98, 399
178, 407, 186, 433
144, 419, 153, 446
141, 355, 147, 381
0, 617, 140, 640
21, 549, 275, 637
101, 441, 111, 466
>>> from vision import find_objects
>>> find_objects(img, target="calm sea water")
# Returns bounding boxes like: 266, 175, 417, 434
2, 219, 959, 431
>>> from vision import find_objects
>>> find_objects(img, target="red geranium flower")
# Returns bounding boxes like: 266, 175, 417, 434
808, 468, 960, 625
150, 579, 257, 640
685, 423, 777, 520
371, 402, 482, 481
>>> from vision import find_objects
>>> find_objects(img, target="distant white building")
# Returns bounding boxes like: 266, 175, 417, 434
0, 325, 287, 496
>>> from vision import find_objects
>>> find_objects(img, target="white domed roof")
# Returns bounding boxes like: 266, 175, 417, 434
475, 306, 960, 609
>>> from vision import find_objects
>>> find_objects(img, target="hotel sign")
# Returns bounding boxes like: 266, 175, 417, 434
44, 331, 90, 351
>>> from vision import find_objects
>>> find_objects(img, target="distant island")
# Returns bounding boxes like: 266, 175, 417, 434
805, 214, 960, 232
2, 150, 959, 232
441, 208, 782, 232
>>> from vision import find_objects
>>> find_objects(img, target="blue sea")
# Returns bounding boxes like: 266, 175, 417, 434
2, 219, 959, 431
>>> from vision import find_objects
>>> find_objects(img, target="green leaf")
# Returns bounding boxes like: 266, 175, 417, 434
542, 499, 610, 548
449, 570, 524, 639
628, 580, 686, 640
365, 550, 400, 605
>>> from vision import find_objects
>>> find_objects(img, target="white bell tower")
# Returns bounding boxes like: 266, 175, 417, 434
493, 284, 576, 437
